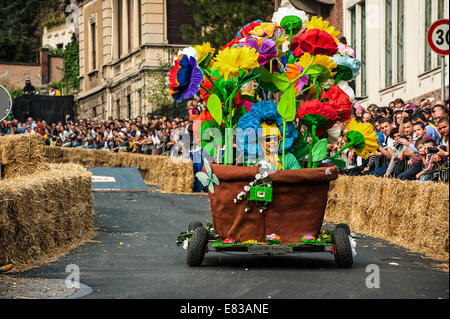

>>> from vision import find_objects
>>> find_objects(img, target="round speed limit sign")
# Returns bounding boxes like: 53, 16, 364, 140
427, 19, 449, 55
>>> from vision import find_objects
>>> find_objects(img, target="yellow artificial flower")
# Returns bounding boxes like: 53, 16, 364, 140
344, 118, 379, 159
249, 22, 278, 38
305, 16, 340, 42
213, 46, 260, 81
298, 52, 337, 77
323, 234, 328, 239
195, 42, 215, 65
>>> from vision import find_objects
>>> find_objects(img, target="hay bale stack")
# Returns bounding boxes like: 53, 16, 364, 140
0, 163, 94, 266
325, 175, 449, 260
42, 146, 194, 193
0, 134, 45, 178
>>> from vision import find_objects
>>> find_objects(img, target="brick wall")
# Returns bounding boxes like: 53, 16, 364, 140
0, 63, 41, 91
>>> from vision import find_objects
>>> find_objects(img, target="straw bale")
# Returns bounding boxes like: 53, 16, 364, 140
325, 175, 449, 260
0, 134, 45, 178
42, 147, 194, 193
0, 163, 94, 267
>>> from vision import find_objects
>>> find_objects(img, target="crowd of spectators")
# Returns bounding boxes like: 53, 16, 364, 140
0, 95, 206, 156
1, 93, 449, 183
330, 97, 449, 183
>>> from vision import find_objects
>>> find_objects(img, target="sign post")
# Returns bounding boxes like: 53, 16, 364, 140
427, 19, 449, 101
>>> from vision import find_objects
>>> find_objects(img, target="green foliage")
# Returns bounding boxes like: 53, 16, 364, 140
61, 34, 79, 94
180, 0, 275, 48
9, 89, 23, 99
0, 0, 60, 63
142, 57, 173, 111
49, 47, 64, 57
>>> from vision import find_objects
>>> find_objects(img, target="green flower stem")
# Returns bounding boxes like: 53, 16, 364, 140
287, 29, 293, 61
316, 81, 321, 100
307, 124, 317, 168
328, 141, 354, 160
282, 120, 286, 170
333, 73, 344, 86
200, 84, 212, 96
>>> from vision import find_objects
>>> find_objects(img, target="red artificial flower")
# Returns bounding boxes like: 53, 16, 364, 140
297, 99, 338, 136
199, 76, 216, 104
191, 109, 216, 145
321, 85, 353, 122
292, 29, 338, 57
221, 36, 244, 50
237, 21, 262, 38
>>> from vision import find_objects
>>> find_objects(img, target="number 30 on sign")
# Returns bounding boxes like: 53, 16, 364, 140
428, 19, 450, 55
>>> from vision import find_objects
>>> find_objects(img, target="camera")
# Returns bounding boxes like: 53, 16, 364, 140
405, 109, 414, 115
427, 147, 440, 154
399, 134, 408, 139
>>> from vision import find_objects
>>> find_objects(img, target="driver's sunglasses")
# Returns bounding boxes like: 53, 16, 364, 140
266, 136, 280, 143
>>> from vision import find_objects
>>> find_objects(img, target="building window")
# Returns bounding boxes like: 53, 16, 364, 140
424, 0, 432, 72
127, 94, 131, 119
361, 2, 366, 96
397, 0, 404, 83
385, 0, 392, 87
91, 22, 96, 70
350, 7, 356, 51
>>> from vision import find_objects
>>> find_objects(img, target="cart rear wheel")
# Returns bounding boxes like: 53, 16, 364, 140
335, 223, 351, 236
332, 227, 353, 268
187, 221, 203, 232
186, 227, 209, 267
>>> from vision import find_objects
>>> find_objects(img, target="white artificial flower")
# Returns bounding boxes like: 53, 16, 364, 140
262, 172, 269, 178
234, 199, 237, 203
266, 184, 271, 188
245, 208, 249, 213
183, 239, 189, 250
255, 174, 262, 180
259, 209, 263, 213
172, 46, 198, 65
272, 7, 309, 26
244, 186, 251, 192
249, 182, 254, 186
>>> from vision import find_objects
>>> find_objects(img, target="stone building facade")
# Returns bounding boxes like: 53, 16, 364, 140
77, 0, 194, 120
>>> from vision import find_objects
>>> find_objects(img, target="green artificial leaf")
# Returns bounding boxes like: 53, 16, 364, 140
345, 130, 366, 150
233, 105, 247, 125
272, 73, 291, 92
196, 172, 210, 187
331, 157, 347, 170
287, 54, 296, 64
292, 140, 310, 162
280, 15, 303, 35
198, 52, 212, 69
305, 64, 331, 83
254, 67, 280, 93
277, 85, 296, 121
311, 138, 328, 163
206, 94, 223, 125
199, 120, 223, 156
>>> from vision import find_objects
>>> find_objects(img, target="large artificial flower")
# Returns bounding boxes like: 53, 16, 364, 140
243, 37, 277, 66
331, 54, 361, 82
249, 22, 279, 38
237, 20, 263, 37
213, 46, 260, 81
337, 42, 355, 57
292, 29, 338, 57
173, 46, 197, 64
298, 52, 337, 83
305, 16, 340, 43
297, 99, 338, 137
195, 42, 215, 66
236, 100, 297, 158
272, 7, 308, 26
221, 36, 244, 50
344, 118, 379, 158
285, 62, 309, 94
321, 85, 352, 122
169, 54, 204, 102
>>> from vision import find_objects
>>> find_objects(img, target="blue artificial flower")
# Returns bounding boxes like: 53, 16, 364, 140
236, 100, 298, 159
332, 54, 361, 80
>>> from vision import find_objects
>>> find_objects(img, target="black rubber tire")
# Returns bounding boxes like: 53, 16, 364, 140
186, 227, 209, 267
335, 223, 351, 236
187, 221, 203, 233
332, 227, 353, 268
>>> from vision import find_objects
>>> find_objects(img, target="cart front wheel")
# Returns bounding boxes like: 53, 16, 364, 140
186, 227, 209, 267
332, 227, 353, 268
335, 223, 351, 236
188, 221, 203, 233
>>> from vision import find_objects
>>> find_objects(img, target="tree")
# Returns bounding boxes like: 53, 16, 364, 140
61, 33, 79, 94
180, 0, 275, 48
0, 0, 60, 63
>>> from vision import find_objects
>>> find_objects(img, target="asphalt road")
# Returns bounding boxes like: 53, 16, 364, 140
5, 191, 449, 299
